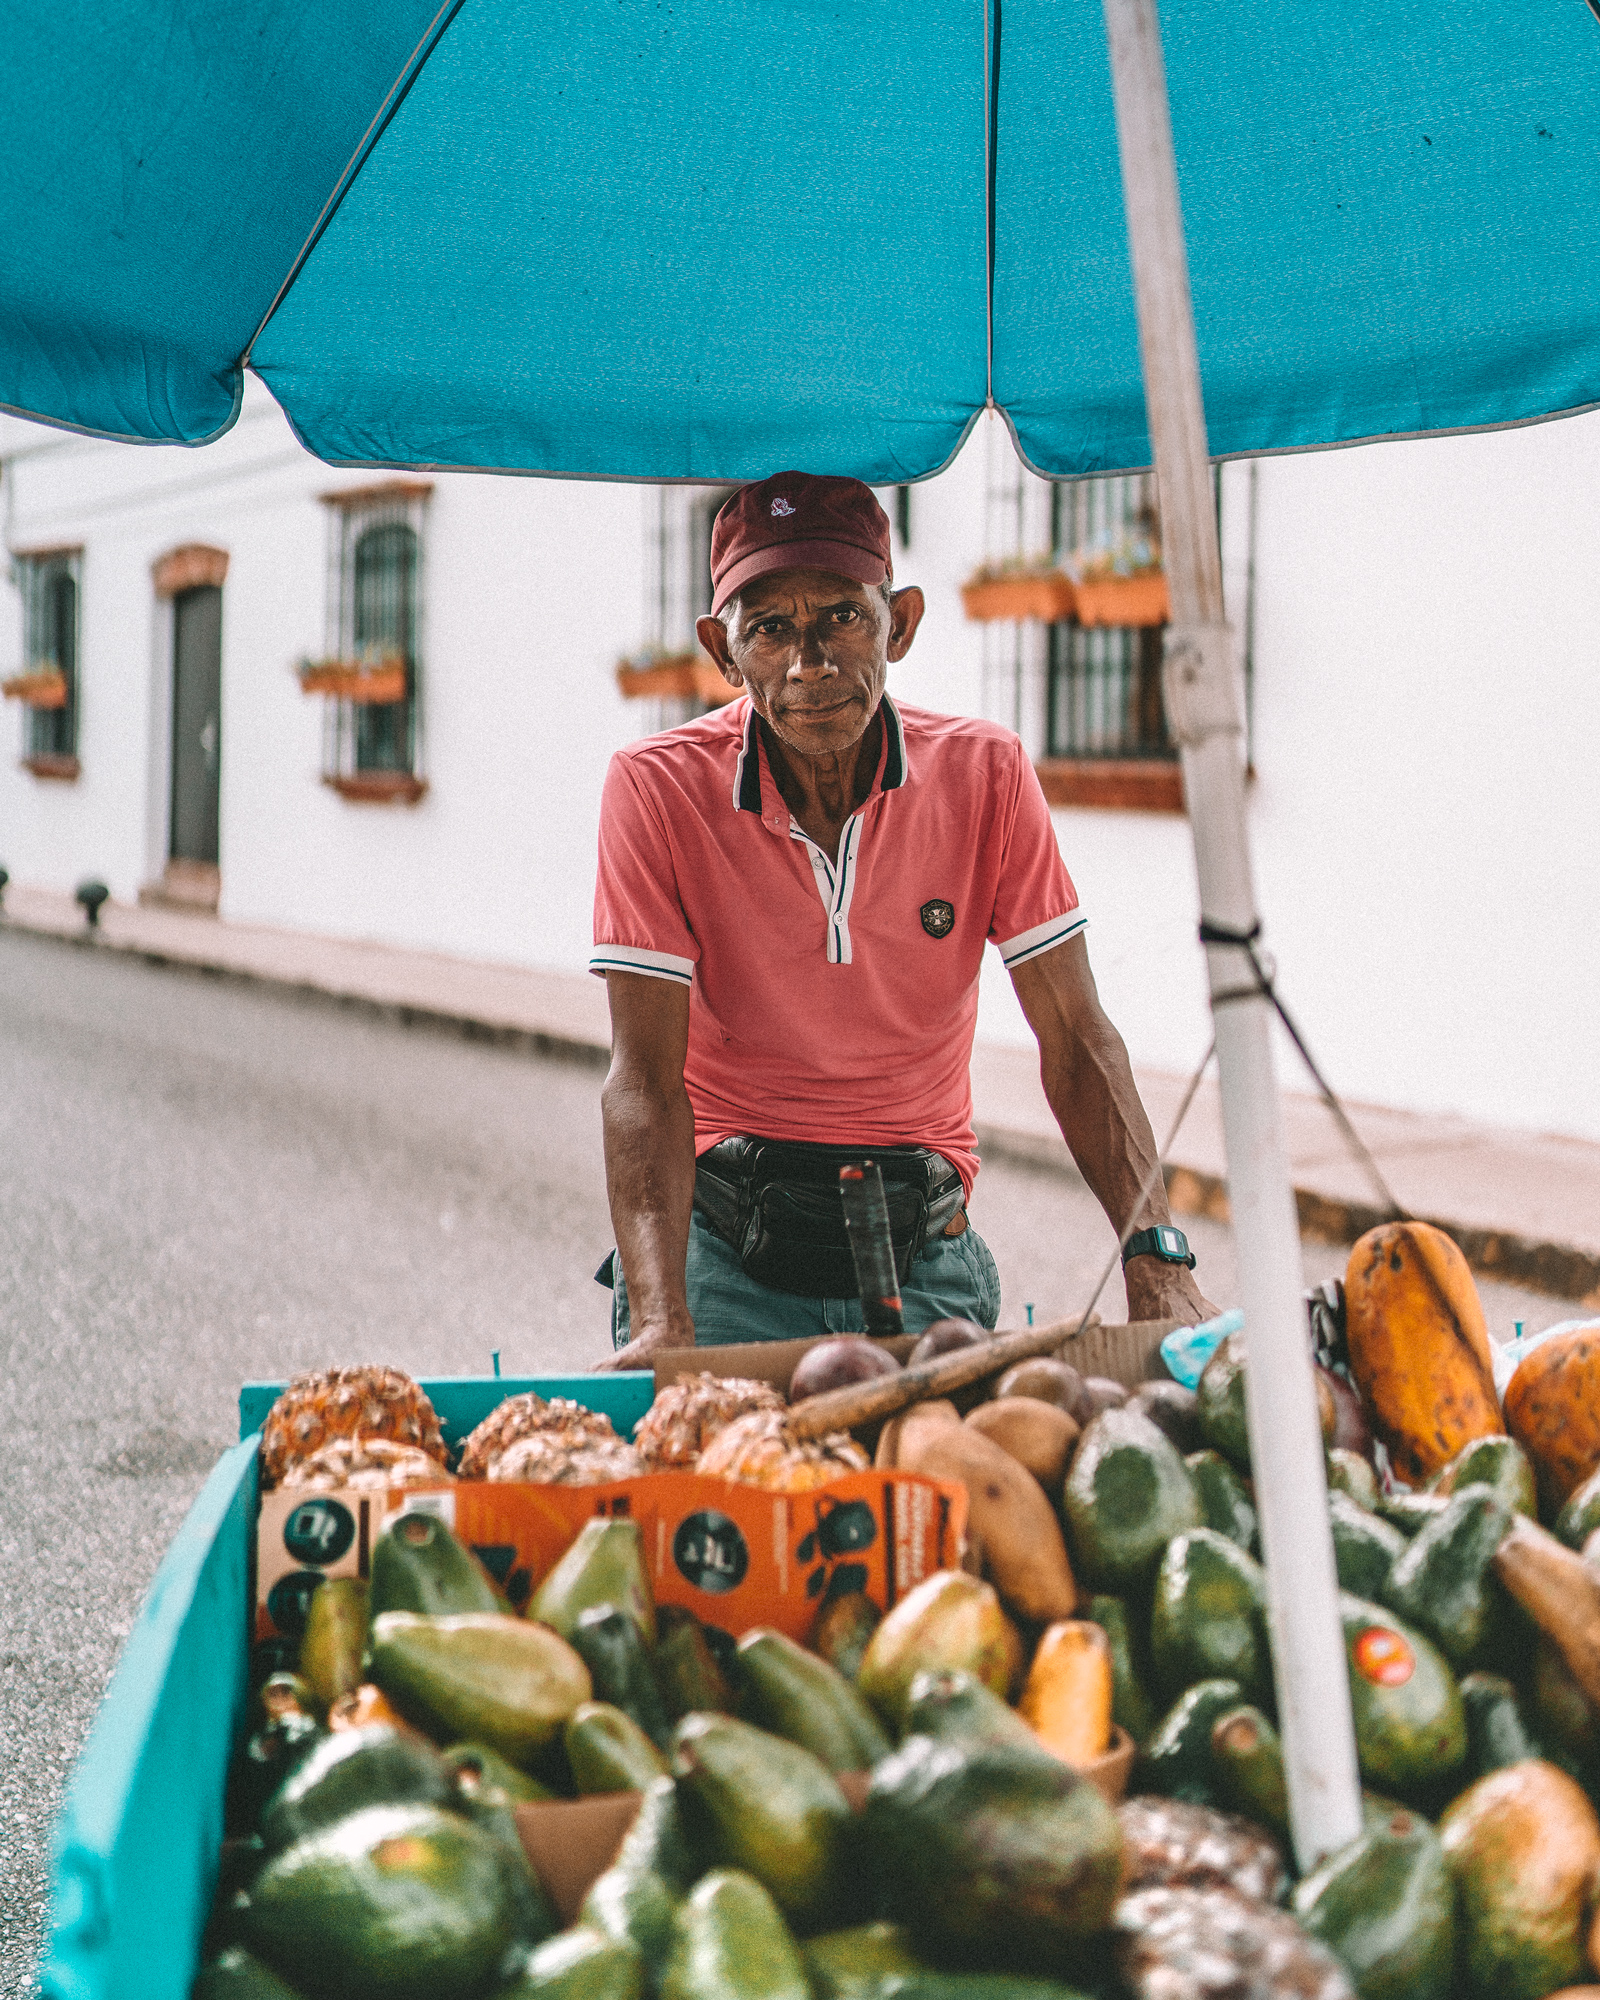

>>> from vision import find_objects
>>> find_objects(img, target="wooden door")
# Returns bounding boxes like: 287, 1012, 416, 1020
170, 585, 221, 865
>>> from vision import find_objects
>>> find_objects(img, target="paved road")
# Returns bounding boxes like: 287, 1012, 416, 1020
0, 928, 1571, 1994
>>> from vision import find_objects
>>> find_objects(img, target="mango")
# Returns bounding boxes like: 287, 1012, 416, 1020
856, 1571, 1012, 1731
531, 1519, 655, 1646
369, 1611, 590, 1770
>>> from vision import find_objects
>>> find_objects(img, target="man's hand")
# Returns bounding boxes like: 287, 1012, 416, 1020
1123, 1255, 1219, 1328
593, 1309, 696, 1374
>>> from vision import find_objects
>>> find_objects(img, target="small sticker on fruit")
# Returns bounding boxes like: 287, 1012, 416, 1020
1354, 1624, 1415, 1686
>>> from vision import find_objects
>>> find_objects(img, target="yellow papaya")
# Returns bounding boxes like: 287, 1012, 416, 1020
1345, 1222, 1501, 1485
1504, 1325, 1600, 1513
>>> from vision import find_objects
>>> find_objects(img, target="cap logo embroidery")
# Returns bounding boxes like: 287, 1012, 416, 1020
770, 496, 795, 517
920, 899, 955, 939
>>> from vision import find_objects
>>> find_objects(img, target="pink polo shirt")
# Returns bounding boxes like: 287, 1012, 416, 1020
590, 695, 1084, 1196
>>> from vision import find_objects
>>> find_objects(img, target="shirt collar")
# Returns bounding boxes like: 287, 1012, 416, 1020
732, 692, 909, 816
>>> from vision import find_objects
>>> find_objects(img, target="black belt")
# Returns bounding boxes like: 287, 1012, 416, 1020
693, 1135, 965, 1300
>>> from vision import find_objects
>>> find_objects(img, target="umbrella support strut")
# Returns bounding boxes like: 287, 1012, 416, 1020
1102, 0, 1364, 1869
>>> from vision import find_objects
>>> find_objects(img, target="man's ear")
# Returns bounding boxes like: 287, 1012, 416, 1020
696, 612, 743, 686
885, 586, 926, 663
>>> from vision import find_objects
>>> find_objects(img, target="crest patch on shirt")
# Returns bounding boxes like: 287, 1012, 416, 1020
920, 898, 955, 939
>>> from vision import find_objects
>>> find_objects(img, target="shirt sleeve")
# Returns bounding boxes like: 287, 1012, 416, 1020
589, 751, 700, 985
988, 739, 1087, 968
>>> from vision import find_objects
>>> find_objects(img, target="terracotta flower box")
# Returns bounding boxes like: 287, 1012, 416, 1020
961, 572, 1077, 623
3, 669, 69, 709
615, 654, 738, 706
1071, 572, 1169, 628
298, 659, 408, 703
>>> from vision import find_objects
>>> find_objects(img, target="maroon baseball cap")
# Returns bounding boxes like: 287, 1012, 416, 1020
710, 472, 893, 616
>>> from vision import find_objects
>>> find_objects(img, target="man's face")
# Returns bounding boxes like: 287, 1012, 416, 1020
697, 568, 924, 761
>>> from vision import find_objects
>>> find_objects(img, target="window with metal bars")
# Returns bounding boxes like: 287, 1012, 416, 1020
1047, 470, 1172, 763
11, 549, 82, 771
319, 485, 427, 793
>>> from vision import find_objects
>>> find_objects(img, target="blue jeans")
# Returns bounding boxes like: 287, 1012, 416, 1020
609, 1209, 1001, 1349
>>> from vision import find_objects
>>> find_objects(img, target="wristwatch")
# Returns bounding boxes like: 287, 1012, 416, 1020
1122, 1224, 1196, 1270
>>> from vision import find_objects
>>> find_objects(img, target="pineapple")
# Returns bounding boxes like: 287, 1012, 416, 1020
259, 1366, 446, 1489
1117, 1797, 1288, 1905
457, 1393, 624, 1480
487, 1432, 642, 1484
695, 1407, 868, 1492
279, 1437, 452, 1492
633, 1372, 785, 1472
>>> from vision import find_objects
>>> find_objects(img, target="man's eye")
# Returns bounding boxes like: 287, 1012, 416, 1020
832, 608, 859, 623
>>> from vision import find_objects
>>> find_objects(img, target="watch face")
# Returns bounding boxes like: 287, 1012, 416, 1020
1157, 1227, 1187, 1259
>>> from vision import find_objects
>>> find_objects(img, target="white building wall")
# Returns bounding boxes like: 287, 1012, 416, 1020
4, 392, 1598, 1144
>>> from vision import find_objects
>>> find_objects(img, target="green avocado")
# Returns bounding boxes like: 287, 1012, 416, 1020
1195, 1332, 1251, 1473
369, 1513, 499, 1620
1459, 1673, 1543, 1783
258, 1725, 454, 1854
531, 1519, 656, 1647
1339, 1594, 1466, 1801
1060, 1407, 1201, 1594
1083, 1596, 1160, 1746
500, 1928, 645, 2000
1327, 1449, 1381, 1511
1432, 1436, 1537, 1519
565, 1701, 670, 1794
736, 1628, 891, 1772
580, 1773, 697, 1980
868, 1980, 1098, 2000
1149, 1528, 1271, 1704
672, 1711, 854, 1933
239, 1802, 521, 2000
1183, 1450, 1259, 1554
1375, 1491, 1451, 1538
1292, 1808, 1455, 2000
1209, 1703, 1288, 1838
1554, 1464, 1600, 1550
442, 1741, 556, 1804
652, 1608, 734, 1720
1380, 1490, 1518, 1673
900, 1669, 1037, 1754
452, 1786, 560, 1951
1134, 1678, 1246, 1807
192, 1947, 308, 2000
368, 1611, 591, 1771
569, 1605, 674, 1750
810, 1593, 883, 1685
803, 1921, 927, 1998
1329, 1492, 1406, 1602
862, 1734, 1122, 1971
661, 1869, 811, 2000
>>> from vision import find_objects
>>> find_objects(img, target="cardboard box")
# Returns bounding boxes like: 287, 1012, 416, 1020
1058, 1317, 1183, 1388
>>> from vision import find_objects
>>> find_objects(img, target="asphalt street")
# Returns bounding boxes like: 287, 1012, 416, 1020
0, 926, 1571, 1994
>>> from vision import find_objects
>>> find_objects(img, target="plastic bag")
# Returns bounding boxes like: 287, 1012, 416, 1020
1160, 1307, 1245, 1389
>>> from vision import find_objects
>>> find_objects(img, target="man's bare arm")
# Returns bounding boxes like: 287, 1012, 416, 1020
594, 971, 698, 1369
1009, 934, 1217, 1324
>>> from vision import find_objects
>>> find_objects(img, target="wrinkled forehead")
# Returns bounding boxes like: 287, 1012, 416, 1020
728, 567, 882, 619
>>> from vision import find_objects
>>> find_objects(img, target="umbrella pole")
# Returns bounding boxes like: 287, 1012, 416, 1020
1101, 0, 1364, 1868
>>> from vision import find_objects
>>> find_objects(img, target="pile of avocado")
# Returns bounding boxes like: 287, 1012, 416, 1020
1072, 1331, 1600, 2000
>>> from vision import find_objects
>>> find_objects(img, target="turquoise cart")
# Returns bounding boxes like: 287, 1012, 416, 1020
41, 1374, 653, 2000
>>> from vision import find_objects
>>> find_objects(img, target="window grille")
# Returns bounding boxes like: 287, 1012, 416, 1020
635, 486, 737, 734
13, 549, 81, 763
317, 486, 427, 789
1048, 469, 1172, 762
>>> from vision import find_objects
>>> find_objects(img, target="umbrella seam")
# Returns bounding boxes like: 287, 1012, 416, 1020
239, 0, 471, 371
985, 0, 999, 409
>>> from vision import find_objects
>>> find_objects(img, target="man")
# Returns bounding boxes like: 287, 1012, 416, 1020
592, 473, 1216, 1367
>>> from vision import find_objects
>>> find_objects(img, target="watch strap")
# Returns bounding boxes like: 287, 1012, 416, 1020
1122, 1224, 1197, 1270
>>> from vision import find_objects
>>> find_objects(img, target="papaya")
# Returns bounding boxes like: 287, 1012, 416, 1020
1133, 1678, 1246, 1806
369, 1611, 591, 1769
1195, 1333, 1252, 1473
239, 1802, 522, 2000
736, 1628, 891, 1771
1555, 1466, 1600, 1550
1440, 1760, 1600, 2000
1149, 1529, 1271, 1705
258, 1724, 454, 1854
652, 1608, 734, 1719
192, 1948, 307, 2000
857, 1572, 1013, 1730
565, 1701, 669, 1793
531, 1519, 656, 1646
1209, 1704, 1288, 1838
810, 1592, 881, 1684
369, 1512, 499, 1620
889, 1420, 1080, 1625
1459, 1672, 1544, 1782
298, 1579, 369, 1712
671, 1711, 854, 1931
1017, 1622, 1113, 1768
963, 1398, 1079, 1502
1345, 1221, 1502, 1486
862, 1731, 1123, 1971
1330, 1492, 1407, 1601
1434, 1435, 1537, 1519
1327, 1448, 1381, 1511
802, 1921, 926, 1997
442, 1741, 556, 1804
569, 1604, 673, 1750
1505, 1325, 1600, 1511
902, 1669, 1039, 1753
660, 1868, 810, 2000
1184, 1450, 1258, 1554
580, 1773, 697, 1980
1292, 1807, 1455, 2000
1380, 1489, 1519, 1672
1339, 1594, 1466, 1800
502, 1928, 645, 2000
1060, 1408, 1200, 1594
1083, 1595, 1160, 1746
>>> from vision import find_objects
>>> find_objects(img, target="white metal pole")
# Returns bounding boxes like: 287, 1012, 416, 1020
1101, 0, 1363, 1867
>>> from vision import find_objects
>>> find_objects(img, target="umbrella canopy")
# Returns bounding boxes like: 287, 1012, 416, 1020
4, 0, 1599, 477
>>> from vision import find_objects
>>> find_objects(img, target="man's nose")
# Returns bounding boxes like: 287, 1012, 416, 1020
787, 619, 835, 675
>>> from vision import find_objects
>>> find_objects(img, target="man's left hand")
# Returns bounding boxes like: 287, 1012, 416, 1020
1123, 1256, 1219, 1328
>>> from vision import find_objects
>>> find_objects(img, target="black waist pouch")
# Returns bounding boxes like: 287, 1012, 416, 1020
693, 1136, 964, 1299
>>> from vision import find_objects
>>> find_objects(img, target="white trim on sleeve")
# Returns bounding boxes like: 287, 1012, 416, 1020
589, 944, 695, 984
996, 909, 1088, 968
